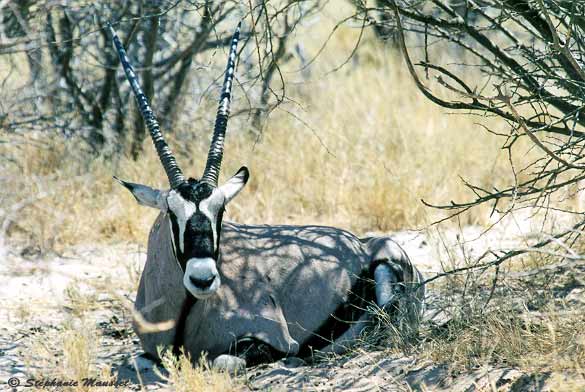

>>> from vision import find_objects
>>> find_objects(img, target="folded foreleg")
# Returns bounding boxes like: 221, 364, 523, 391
373, 262, 401, 310
365, 237, 425, 335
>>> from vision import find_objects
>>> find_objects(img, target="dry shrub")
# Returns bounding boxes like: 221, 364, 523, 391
410, 248, 585, 377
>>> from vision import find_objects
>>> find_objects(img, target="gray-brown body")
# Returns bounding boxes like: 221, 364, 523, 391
135, 213, 424, 362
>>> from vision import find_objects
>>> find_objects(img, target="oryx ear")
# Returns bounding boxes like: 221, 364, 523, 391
114, 177, 168, 210
219, 166, 249, 204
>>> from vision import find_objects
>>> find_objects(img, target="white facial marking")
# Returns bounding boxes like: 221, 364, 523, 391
183, 257, 221, 299
198, 188, 225, 252
166, 190, 196, 253
218, 168, 248, 204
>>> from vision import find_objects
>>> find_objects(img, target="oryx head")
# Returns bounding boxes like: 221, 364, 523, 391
108, 22, 248, 300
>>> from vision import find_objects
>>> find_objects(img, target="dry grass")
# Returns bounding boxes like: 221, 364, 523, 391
419, 303, 585, 373
18, 264, 136, 391
1, 22, 516, 251
158, 352, 243, 392
64, 282, 100, 318
407, 248, 585, 384
23, 319, 101, 392
24, 321, 130, 392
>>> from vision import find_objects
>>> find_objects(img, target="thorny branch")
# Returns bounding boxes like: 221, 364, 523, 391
0, 0, 318, 155
372, 0, 585, 284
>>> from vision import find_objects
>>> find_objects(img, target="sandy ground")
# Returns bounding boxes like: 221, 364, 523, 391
0, 212, 581, 390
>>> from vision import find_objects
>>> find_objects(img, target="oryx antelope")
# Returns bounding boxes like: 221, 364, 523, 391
107, 22, 424, 372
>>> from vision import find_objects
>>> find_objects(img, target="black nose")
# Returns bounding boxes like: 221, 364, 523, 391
189, 275, 216, 289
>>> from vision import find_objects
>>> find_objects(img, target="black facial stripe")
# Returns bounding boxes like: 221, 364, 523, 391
184, 211, 215, 259
168, 212, 187, 271
215, 206, 225, 259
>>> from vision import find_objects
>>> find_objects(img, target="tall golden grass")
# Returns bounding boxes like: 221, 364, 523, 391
1, 18, 516, 251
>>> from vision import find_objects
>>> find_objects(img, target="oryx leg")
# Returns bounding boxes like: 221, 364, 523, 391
363, 236, 425, 340
317, 261, 411, 355
373, 262, 402, 313
364, 237, 425, 315
314, 312, 372, 356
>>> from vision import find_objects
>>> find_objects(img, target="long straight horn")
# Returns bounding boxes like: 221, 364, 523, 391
200, 22, 241, 187
106, 22, 185, 189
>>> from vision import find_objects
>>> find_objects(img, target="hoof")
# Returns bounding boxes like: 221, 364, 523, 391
212, 354, 246, 375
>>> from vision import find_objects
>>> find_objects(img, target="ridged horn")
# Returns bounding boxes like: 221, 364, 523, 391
106, 22, 185, 189
200, 22, 241, 187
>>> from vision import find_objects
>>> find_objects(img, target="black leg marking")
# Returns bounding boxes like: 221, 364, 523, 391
172, 293, 197, 358
297, 268, 376, 358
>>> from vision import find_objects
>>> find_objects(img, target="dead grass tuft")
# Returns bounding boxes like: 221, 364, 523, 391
64, 282, 100, 318
158, 351, 243, 392
24, 319, 98, 392
420, 304, 585, 373
407, 251, 585, 378
61, 321, 97, 384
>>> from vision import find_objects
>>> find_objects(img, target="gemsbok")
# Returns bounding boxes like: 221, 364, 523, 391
107, 22, 425, 372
